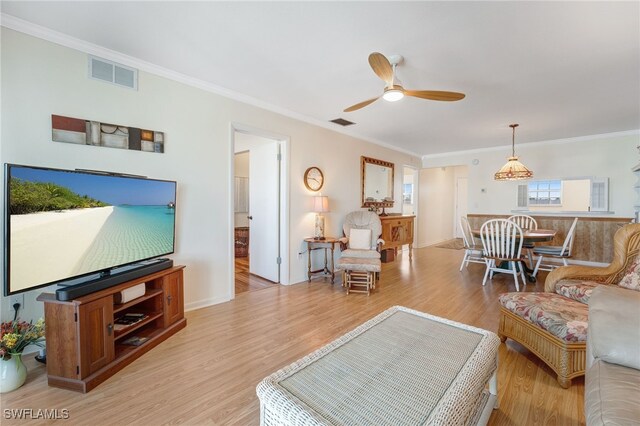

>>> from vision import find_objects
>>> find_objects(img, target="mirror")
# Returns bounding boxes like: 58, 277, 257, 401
361, 156, 395, 208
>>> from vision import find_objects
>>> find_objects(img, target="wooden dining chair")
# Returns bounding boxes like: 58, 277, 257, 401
479, 219, 526, 291
532, 217, 579, 277
459, 216, 484, 271
508, 214, 538, 267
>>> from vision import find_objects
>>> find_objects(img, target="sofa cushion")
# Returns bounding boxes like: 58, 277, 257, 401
499, 292, 588, 342
585, 359, 640, 426
555, 279, 600, 304
336, 257, 381, 273
341, 249, 381, 259
589, 285, 640, 370
349, 228, 372, 250
618, 253, 640, 291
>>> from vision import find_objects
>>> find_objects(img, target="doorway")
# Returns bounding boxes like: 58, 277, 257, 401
454, 177, 468, 238
403, 166, 418, 247
230, 125, 289, 297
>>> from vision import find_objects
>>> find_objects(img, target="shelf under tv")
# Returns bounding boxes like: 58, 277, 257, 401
55, 258, 174, 301
37, 265, 186, 393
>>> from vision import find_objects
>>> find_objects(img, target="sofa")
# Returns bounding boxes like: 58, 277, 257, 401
585, 285, 640, 425
498, 223, 640, 388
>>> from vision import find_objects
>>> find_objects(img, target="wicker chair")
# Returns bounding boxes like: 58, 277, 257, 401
498, 223, 640, 388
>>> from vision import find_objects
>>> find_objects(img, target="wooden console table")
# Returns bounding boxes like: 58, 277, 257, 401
305, 237, 339, 283
380, 215, 415, 260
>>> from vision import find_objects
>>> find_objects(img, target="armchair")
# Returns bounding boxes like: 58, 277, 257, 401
338, 211, 385, 258
498, 223, 640, 388
336, 211, 384, 295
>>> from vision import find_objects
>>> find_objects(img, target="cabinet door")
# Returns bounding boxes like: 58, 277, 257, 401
163, 270, 184, 327
78, 297, 115, 377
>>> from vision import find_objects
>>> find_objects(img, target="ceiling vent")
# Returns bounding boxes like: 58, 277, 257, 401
88, 56, 138, 90
330, 118, 355, 127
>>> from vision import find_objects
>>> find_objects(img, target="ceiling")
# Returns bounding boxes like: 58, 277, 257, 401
2, 1, 639, 156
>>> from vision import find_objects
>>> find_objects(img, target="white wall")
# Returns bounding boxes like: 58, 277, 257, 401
422, 134, 639, 217
417, 165, 468, 247
0, 28, 421, 320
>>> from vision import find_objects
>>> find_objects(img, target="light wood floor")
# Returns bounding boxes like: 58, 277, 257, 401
2, 245, 585, 425
235, 256, 276, 294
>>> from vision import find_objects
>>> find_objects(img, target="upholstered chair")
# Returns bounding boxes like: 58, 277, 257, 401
338, 210, 384, 258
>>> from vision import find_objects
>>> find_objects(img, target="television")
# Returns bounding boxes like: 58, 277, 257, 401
4, 164, 177, 296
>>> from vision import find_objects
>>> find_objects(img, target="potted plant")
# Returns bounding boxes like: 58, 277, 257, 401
0, 319, 45, 393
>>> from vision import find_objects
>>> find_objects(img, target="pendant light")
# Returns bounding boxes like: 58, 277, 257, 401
494, 124, 533, 181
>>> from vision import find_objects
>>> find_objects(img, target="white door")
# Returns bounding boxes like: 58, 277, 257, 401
454, 177, 468, 238
248, 140, 280, 282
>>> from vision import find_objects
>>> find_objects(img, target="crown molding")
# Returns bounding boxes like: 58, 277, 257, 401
422, 129, 640, 160
0, 13, 421, 158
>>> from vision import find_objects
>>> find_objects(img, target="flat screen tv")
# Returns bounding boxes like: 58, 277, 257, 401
4, 164, 177, 296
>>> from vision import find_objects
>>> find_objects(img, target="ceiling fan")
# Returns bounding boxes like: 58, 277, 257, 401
344, 52, 465, 112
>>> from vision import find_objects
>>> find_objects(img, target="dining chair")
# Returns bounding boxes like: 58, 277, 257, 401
459, 216, 484, 271
508, 214, 538, 267
532, 217, 579, 277
479, 219, 526, 291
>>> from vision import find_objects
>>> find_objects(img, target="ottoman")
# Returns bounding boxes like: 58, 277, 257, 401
498, 292, 588, 388
336, 257, 381, 295
257, 306, 500, 425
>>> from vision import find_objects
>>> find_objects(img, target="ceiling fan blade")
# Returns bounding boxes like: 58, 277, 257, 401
404, 90, 466, 101
368, 52, 393, 85
344, 96, 380, 112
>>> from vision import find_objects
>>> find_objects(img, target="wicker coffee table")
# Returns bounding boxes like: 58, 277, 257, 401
257, 306, 500, 426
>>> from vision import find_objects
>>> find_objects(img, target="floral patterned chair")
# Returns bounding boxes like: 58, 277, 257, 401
498, 223, 640, 388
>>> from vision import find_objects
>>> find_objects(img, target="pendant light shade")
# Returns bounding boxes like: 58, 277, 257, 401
494, 124, 533, 181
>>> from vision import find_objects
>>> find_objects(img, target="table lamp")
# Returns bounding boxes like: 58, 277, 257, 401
312, 196, 329, 240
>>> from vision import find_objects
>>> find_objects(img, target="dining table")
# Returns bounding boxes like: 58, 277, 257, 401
471, 228, 557, 282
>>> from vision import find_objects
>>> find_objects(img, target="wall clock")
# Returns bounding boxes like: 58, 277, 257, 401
304, 167, 324, 191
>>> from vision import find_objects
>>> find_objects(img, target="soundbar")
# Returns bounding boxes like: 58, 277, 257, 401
55, 258, 174, 301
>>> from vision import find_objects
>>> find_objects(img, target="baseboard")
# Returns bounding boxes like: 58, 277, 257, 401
185, 295, 231, 312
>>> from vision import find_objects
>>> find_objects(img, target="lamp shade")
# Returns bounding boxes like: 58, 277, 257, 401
494, 156, 534, 181
312, 196, 329, 213
494, 123, 533, 181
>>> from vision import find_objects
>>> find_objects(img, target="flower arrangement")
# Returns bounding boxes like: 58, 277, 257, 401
0, 319, 45, 361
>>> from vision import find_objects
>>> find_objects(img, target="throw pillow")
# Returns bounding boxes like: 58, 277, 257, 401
349, 228, 372, 250
618, 253, 640, 291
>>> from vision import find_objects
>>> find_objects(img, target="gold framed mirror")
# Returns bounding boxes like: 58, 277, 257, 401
361, 156, 395, 208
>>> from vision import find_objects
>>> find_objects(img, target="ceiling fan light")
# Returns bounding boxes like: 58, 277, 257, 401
383, 89, 404, 102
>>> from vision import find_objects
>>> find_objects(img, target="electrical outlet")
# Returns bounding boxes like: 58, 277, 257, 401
10, 294, 24, 311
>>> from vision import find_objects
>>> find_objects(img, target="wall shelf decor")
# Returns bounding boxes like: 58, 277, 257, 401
52, 114, 164, 153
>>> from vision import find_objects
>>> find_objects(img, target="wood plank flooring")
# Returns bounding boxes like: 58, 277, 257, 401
1, 244, 585, 425
235, 256, 275, 294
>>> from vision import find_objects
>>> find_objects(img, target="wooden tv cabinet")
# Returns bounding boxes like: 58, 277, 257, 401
37, 265, 186, 393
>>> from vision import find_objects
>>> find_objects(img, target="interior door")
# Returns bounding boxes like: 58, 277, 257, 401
455, 177, 468, 238
248, 140, 280, 282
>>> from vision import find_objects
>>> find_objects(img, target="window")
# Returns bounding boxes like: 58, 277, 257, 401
403, 183, 413, 204
528, 180, 562, 206
516, 177, 609, 212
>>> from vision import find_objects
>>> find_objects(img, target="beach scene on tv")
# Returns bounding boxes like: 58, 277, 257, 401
9, 166, 176, 293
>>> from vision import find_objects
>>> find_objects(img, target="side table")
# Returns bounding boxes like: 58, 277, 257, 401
305, 237, 340, 283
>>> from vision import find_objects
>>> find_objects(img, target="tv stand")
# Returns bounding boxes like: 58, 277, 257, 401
37, 266, 186, 393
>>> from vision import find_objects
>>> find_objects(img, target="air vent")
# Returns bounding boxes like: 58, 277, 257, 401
88, 56, 138, 90
330, 118, 355, 127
